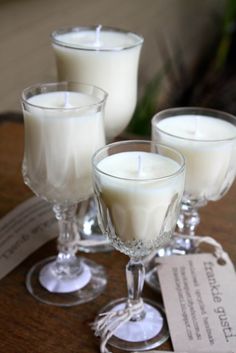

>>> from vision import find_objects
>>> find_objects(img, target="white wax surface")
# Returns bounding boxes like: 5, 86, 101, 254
52, 29, 142, 140
55, 30, 140, 50
97, 152, 184, 243
28, 90, 99, 108
158, 115, 236, 140
98, 151, 179, 179
153, 115, 236, 200
23, 91, 105, 203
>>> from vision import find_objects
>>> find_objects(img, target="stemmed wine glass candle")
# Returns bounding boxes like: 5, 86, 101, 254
152, 107, 236, 254
92, 140, 185, 351
21, 82, 107, 306
51, 26, 144, 252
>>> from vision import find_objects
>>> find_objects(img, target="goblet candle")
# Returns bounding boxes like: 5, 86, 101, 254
152, 107, 236, 254
21, 81, 107, 306
92, 140, 185, 351
51, 26, 144, 252
51, 26, 143, 140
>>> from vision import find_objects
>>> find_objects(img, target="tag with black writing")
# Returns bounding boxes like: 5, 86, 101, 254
157, 253, 236, 352
0, 197, 57, 279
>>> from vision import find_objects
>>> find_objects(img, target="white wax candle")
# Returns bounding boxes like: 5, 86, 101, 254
153, 115, 236, 200
52, 27, 143, 140
97, 151, 184, 244
23, 91, 105, 203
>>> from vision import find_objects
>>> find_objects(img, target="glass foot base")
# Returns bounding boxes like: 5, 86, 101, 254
98, 298, 169, 351
39, 259, 91, 293
26, 256, 107, 306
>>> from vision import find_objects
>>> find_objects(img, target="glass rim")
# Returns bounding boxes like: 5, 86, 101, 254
51, 25, 144, 52
93, 140, 185, 182
21, 81, 108, 111
152, 107, 236, 143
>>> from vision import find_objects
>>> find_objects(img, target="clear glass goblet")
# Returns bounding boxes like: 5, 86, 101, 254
152, 107, 236, 255
51, 26, 144, 253
21, 81, 107, 306
92, 140, 185, 351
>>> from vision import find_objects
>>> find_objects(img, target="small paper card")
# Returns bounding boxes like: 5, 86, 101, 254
0, 197, 57, 279
157, 253, 236, 352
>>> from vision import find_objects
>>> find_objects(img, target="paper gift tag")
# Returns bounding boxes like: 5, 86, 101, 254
157, 253, 236, 352
0, 197, 57, 279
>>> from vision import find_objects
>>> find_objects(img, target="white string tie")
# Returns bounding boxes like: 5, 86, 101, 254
91, 298, 144, 353
174, 234, 227, 261
187, 234, 228, 262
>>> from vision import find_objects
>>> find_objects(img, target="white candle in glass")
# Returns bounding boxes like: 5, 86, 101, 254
24, 91, 105, 203
92, 141, 185, 351
152, 114, 236, 200
51, 26, 143, 140
96, 151, 184, 244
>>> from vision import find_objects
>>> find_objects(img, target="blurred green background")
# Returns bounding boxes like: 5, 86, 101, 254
128, 0, 236, 137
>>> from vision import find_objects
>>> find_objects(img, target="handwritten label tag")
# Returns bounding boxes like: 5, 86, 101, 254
0, 197, 57, 279
157, 253, 236, 352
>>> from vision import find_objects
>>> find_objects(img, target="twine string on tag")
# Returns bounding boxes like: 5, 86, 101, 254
176, 234, 228, 262
143, 234, 229, 277
91, 298, 144, 353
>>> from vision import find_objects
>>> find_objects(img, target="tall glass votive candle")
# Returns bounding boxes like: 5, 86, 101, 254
51, 26, 143, 141
21, 82, 108, 306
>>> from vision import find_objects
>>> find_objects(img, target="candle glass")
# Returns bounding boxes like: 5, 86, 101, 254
92, 140, 185, 351
51, 26, 144, 253
21, 82, 107, 306
152, 107, 236, 256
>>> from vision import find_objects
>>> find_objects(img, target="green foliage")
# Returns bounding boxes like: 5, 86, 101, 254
128, 0, 236, 137
127, 64, 169, 137
214, 0, 236, 70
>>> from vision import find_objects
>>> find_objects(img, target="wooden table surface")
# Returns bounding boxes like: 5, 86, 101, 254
0, 120, 235, 353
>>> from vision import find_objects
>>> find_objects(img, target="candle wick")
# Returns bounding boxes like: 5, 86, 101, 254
194, 116, 200, 137
95, 24, 102, 47
64, 92, 72, 108
138, 154, 142, 177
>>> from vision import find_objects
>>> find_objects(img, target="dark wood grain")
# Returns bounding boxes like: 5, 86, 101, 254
0, 121, 235, 353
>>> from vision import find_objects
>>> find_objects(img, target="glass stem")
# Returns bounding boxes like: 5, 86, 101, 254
126, 258, 145, 321
177, 202, 200, 237
53, 204, 81, 277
